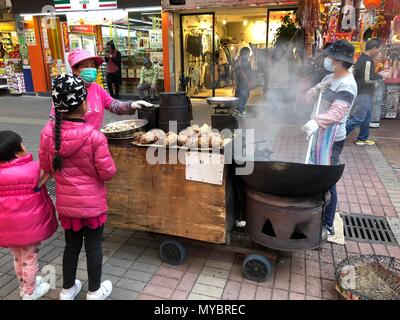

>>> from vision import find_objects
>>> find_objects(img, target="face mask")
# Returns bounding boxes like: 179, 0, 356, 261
324, 57, 336, 72
80, 68, 97, 83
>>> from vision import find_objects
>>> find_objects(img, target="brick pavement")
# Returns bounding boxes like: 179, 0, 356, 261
0, 97, 399, 300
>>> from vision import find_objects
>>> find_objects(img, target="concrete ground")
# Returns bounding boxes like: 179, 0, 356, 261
0, 95, 399, 300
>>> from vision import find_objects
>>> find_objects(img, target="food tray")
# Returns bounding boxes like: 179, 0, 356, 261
131, 138, 232, 151
101, 119, 148, 139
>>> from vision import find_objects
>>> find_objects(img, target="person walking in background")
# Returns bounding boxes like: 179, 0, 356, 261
233, 47, 256, 118
40, 74, 117, 300
105, 40, 122, 99
346, 38, 383, 146
0, 131, 57, 300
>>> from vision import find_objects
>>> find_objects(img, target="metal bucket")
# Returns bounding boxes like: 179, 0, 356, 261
159, 92, 193, 133
245, 188, 329, 251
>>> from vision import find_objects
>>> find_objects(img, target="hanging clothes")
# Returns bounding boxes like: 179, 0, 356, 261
186, 34, 203, 57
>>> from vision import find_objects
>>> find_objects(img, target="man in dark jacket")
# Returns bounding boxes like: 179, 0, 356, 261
105, 40, 122, 99
346, 38, 382, 145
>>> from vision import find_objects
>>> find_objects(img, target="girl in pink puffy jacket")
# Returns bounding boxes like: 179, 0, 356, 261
39, 74, 116, 300
0, 130, 57, 300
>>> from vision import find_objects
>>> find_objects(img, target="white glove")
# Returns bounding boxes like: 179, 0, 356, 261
316, 80, 331, 93
302, 119, 319, 140
131, 100, 153, 110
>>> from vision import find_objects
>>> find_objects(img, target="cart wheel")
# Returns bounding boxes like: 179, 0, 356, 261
242, 254, 273, 282
159, 240, 187, 266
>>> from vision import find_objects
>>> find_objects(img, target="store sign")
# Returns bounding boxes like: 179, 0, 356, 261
67, 9, 127, 25
54, 0, 117, 11
162, 0, 297, 10
62, 22, 71, 52
70, 25, 96, 34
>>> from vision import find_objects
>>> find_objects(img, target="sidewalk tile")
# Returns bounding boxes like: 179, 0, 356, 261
177, 272, 198, 292
171, 289, 188, 300
192, 283, 223, 299
142, 284, 174, 299
149, 275, 180, 289
238, 283, 257, 300
271, 289, 289, 300
255, 286, 272, 300
222, 280, 241, 300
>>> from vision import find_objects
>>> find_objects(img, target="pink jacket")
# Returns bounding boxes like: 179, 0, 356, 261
39, 120, 117, 219
0, 154, 57, 248
50, 82, 133, 130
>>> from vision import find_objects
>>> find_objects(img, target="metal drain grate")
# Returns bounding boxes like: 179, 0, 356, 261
342, 213, 397, 245
46, 180, 56, 200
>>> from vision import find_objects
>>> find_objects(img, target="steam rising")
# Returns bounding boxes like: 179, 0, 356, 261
239, 42, 316, 164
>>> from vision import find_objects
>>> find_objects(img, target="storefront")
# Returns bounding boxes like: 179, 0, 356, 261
0, 19, 26, 94
11, 0, 164, 96
161, 0, 298, 98
62, 7, 164, 97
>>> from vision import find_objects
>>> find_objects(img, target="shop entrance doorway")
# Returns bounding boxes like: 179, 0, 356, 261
180, 8, 270, 99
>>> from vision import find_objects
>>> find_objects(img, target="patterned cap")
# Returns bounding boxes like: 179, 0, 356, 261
323, 40, 355, 64
52, 74, 87, 113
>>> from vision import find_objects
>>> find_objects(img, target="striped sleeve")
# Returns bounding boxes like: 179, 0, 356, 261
314, 90, 355, 128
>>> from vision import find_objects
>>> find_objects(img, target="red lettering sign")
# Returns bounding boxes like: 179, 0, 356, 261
69, 25, 96, 34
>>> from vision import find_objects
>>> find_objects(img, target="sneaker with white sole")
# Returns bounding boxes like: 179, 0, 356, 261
59, 279, 82, 300
86, 280, 112, 300
19, 276, 44, 298
355, 139, 375, 146
22, 282, 50, 300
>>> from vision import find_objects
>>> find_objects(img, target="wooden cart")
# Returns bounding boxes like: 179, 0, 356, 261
106, 142, 277, 282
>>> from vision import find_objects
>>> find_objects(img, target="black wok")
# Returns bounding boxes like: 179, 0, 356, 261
238, 161, 345, 198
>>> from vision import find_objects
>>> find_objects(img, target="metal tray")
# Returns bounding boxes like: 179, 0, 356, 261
101, 119, 148, 139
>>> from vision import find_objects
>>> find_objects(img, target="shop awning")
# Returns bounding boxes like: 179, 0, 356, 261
118, 0, 160, 9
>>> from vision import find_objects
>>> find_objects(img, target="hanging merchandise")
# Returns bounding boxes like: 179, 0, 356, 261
364, 0, 382, 11
0, 23, 25, 94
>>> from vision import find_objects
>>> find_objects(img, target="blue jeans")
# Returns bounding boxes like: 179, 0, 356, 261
235, 87, 249, 113
325, 139, 345, 228
346, 94, 372, 141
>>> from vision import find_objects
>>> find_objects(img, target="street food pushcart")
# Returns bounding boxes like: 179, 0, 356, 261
105, 138, 277, 282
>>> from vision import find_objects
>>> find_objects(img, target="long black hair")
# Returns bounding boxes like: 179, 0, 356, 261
0, 130, 24, 163
52, 109, 63, 171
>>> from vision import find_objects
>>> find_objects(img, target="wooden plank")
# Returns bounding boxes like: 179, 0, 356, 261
106, 145, 228, 244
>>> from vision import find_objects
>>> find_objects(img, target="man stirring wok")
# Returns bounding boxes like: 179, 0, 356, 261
302, 40, 358, 236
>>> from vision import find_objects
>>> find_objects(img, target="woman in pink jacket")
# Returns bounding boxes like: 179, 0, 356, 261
50, 49, 152, 130
0, 130, 57, 300
40, 74, 117, 300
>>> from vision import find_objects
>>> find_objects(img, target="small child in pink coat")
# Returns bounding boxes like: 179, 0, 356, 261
39, 74, 116, 300
0, 130, 57, 300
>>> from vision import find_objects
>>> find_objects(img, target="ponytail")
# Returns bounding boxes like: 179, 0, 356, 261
53, 109, 63, 171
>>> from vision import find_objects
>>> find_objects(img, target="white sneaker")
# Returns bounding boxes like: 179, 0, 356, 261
86, 280, 113, 300
59, 279, 82, 300
22, 282, 50, 300
19, 276, 44, 298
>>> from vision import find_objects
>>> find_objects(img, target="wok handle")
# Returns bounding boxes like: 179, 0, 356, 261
305, 92, 322, 164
